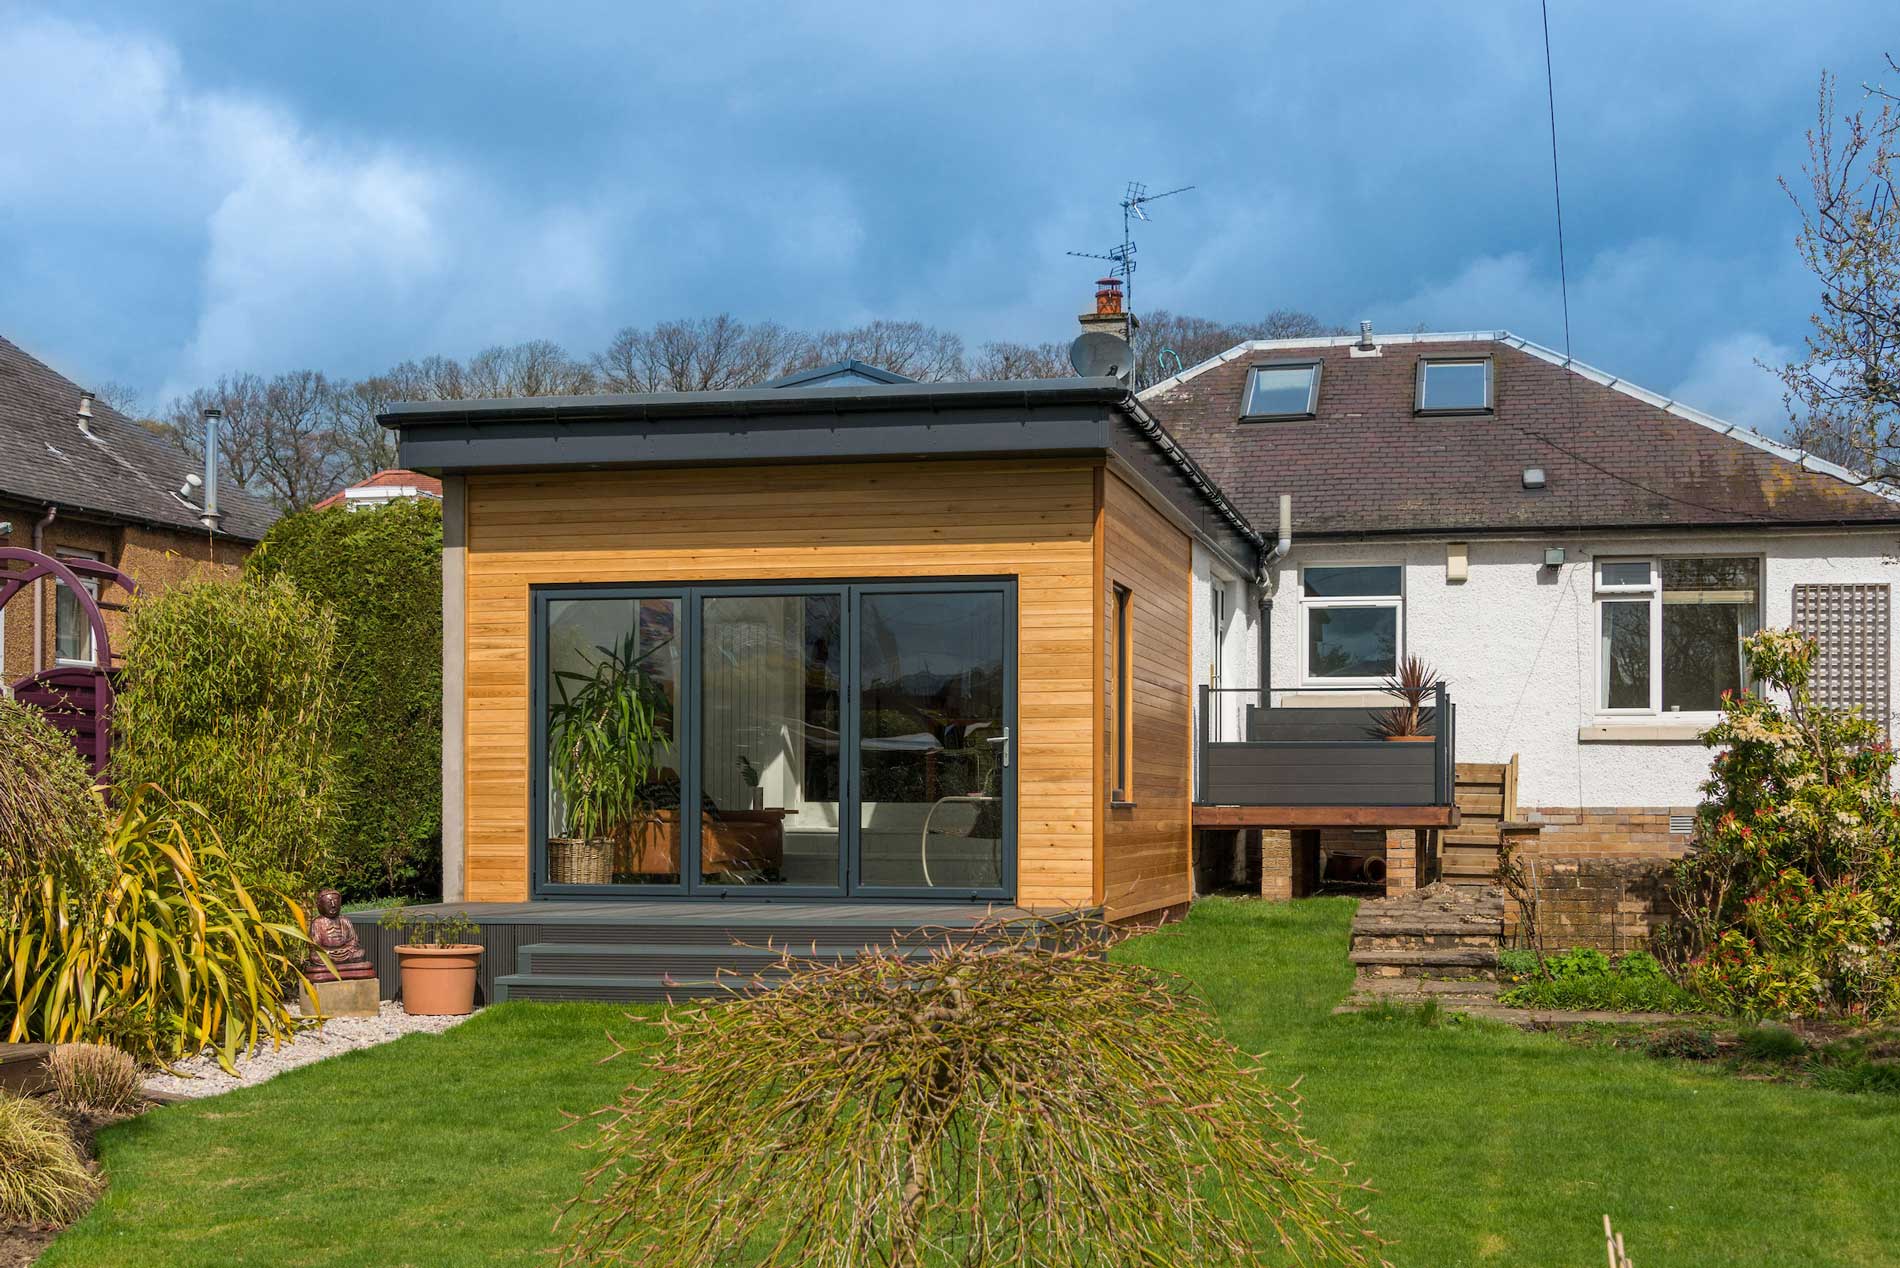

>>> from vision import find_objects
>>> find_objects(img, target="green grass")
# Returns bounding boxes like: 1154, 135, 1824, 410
46, 898, 1900, 1267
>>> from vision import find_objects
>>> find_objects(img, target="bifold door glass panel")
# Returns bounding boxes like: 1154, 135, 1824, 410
535, 581, 1013, 897
699, 594, 842, 888
858, 591, 1007, 891
545, 597, 683, 885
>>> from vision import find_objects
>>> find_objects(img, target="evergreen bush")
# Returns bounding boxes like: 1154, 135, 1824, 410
111, 573, 343, 901
1664, 629, 1900, 1019
247, 499, 443, 900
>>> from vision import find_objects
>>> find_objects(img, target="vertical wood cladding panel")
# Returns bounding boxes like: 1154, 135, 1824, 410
462, 460, 1098, 906
1099, 473, 1194, 920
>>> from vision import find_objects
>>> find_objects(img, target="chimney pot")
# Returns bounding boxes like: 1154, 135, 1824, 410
76, 392, 94, 419
1357, 320, 1375, 350
1094, 277, 1124, 316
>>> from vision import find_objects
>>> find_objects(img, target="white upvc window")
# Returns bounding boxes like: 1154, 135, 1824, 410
1594, 556, 1760, 716
54, 549, 104, 667
1299, 564, 1403, 686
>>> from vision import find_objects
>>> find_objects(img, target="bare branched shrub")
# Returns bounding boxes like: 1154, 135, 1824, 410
0, 1092, 98, 1227
557, 919, 1387, 1268
48, 1044, 143, 1116
0, 700, 109, 897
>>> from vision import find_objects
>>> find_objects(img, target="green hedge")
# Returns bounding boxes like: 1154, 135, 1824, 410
247, 499, 443, 900
111, 574, 342, 903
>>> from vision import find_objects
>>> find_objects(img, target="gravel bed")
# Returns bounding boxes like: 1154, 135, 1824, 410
142, 1002, 476, 1100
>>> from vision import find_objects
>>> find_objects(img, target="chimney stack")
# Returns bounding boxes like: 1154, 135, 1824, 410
1078, 277, 1137, 344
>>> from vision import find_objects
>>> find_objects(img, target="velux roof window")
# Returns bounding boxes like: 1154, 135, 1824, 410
1240, 361, 1321, 421
1416, 357, 1493, 414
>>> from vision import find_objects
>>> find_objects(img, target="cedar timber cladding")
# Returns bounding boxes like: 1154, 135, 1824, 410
1098, 471, 1193, 919
461, 459, 1099, 906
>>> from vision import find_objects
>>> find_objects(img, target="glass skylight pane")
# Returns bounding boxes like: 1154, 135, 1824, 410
1243, 365, 1317, 417
1419, 360, 1489, 411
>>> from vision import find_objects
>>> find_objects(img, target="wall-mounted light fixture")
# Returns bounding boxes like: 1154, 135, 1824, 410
1542, 547, 1565, 569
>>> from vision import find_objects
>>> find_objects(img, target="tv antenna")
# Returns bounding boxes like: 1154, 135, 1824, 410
1067, 180, 1195, 316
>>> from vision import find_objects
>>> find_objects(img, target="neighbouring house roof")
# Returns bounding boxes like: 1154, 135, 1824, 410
381, 377, 1263, 574
763, 360, 917, 388
1140, 331, 1900, 539
0, 335, 278, 542
312, 468, 445, 512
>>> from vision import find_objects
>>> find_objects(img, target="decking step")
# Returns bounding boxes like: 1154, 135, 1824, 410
494, 973, 749, 1003
516, 941, 940, 979
532, 922, 999, 949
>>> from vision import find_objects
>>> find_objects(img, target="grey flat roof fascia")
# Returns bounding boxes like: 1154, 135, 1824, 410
394, 403, 1120, 475
379, 378, 1130, 428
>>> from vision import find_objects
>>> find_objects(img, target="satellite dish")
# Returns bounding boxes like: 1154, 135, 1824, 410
1069, 330, 1135, 381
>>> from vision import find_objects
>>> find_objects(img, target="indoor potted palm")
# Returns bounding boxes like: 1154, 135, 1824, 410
1373, 654, 1441, 742
547, 633, 668, 884
382, 911, 483, 1015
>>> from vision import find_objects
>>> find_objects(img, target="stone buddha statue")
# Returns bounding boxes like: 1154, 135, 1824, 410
305, 888, 375, 981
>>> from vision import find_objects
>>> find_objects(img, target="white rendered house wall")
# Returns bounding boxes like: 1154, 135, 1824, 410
1264, 530, 1900, 808
1190, 542, 1260, 783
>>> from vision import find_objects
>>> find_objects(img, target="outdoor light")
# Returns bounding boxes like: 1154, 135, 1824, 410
1543, 547, 1566, 569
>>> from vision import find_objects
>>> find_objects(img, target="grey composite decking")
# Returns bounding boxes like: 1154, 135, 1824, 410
349, 898, 1066, 1005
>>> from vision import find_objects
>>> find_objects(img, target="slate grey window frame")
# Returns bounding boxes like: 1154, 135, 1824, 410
528, 576, 1018, 903
1239, 359, 1323, 422
1414, 355, 1495, 416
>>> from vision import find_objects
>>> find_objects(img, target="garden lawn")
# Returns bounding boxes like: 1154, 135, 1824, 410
45, 898, 1900, 1268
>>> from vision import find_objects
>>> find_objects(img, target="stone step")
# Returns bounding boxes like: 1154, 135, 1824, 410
1347, 946, 1498, 969
517, 941, 938, 979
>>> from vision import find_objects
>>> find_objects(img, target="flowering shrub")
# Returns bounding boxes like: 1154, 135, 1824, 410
1663, 629, 1900, 1019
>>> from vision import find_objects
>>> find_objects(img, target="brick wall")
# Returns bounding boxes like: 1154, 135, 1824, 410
1509, 855, 1673, 954
1521, 805, 1696, 859
0, 501, 250, 686
1506, 806, 1691, 952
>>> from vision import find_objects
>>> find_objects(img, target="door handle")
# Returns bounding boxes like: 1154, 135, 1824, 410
985, 727, 1011, 769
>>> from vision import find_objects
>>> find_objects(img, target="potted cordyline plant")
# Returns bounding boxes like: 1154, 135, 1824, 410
1373, 654, 1440, 742
381, 910, 483, 1015
547, 632, 670, 884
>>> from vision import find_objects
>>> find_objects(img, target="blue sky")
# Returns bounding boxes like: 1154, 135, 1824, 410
1, 1, 1892, 431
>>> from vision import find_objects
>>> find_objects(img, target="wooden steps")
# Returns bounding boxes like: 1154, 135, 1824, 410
1442, 758, 1519, 886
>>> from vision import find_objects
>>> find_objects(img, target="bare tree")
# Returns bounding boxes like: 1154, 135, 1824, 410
327, 376, 404, 481
800, 320, 967, 382
595, 315, 807, 392
1131, 308, 1340, 387
92, 380, 148, 420
969, 340, 1075, 380
464, 340, 596, 398
156, 374, 274, 494
1779, 66, 1900, 479
253, 370, 348, 510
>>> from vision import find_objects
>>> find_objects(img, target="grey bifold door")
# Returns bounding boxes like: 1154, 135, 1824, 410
537, 579, 1014, 900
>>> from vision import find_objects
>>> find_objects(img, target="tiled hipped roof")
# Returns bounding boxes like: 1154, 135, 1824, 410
1140, 334, 1900, 538
0, 335, 277, 541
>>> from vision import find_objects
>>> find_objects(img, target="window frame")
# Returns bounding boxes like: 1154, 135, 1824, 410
1297, 563, 1405, 688
1111, 584, 1134, 805
1414, 355, 1495, 416
1239, 359, 1323, 422
53, 548, 105, 668
1592, 555, 1762, 717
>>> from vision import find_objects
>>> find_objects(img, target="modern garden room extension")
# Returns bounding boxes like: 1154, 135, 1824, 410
374, 371, 1457, 1001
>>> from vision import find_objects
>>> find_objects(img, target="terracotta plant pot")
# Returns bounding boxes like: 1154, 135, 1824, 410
394, 943, 483, 1016
1384, 734, 1435, 742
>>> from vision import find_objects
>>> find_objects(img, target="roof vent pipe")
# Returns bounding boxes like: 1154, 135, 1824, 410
1356, 320, 1375, 351
76, 392, 97, 440
200, 408, 223, 532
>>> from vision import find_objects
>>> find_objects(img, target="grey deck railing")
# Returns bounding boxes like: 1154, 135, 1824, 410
1195, 683, 1457, 808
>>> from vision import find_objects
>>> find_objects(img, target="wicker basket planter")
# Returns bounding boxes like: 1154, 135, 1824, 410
547, 836, 614, 885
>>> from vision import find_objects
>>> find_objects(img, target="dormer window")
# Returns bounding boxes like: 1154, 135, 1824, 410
1240, 361, 1321, 421
1416, 357, 1493, 415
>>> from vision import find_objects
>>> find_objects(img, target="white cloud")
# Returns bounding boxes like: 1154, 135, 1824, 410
0, 13, 613, 396
1669, 331, 1793, 435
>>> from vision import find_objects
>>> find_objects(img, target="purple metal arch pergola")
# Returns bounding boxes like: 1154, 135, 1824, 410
0, 546, 139, 773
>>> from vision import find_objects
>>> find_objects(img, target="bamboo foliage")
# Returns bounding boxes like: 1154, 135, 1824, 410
556, 919, 1388, 1268
0, 787, 314, 1072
